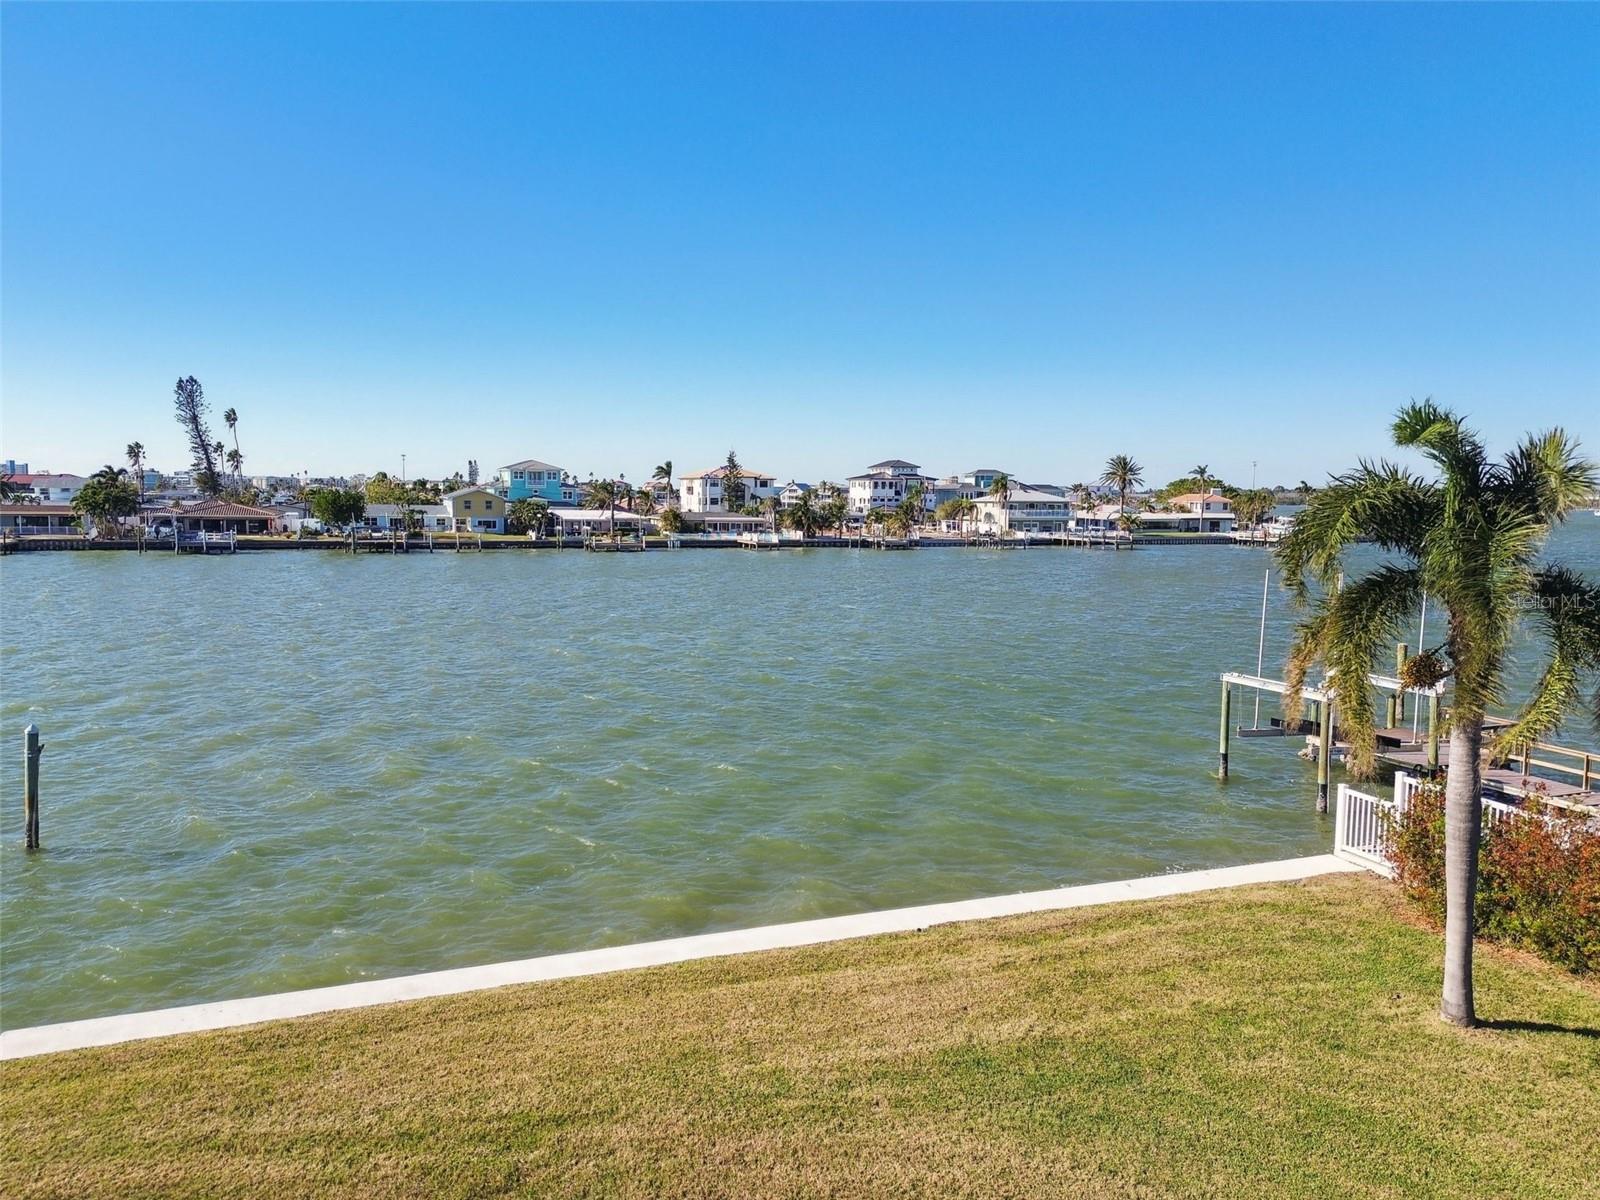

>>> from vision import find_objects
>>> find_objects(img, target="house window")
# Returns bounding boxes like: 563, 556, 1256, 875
463, 499, 473, 510
484, 500, 495, 512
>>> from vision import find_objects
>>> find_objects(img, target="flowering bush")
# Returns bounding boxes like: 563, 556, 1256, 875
1386, 776, 1600, 974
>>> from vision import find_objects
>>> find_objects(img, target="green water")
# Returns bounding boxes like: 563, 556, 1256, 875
4, 529, 1597, 1030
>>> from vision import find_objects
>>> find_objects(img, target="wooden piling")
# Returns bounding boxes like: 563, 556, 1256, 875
1316, 699, 1332, 813
1394, 643, 1408, 723
1218, 681, 1231, 780
23, 723, 41, 850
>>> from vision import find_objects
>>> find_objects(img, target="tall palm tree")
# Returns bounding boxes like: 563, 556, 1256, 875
1100, 455, 1144, 519
1278, 400, 1600, 1027
653, 461, 673, 506
761, 493, 782, 533
223, 408, 241, 487
986, 473, 1013, 536
126, 442, 146, 501
1191, 464, 1210, 497
583, 478, 621, 536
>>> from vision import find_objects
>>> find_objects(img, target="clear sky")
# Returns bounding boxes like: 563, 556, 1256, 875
3, 3, 1596, 489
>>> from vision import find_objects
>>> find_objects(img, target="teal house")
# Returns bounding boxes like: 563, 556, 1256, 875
496, 458, 566, 501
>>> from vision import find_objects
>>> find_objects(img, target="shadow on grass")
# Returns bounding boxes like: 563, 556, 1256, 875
1480, 1019, 1600, 1039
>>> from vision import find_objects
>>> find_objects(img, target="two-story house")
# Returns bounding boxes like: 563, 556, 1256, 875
441, 486, 506, 532
970, 483, 1074, 534
495, 459, 566, 502
679, 466, 779, 513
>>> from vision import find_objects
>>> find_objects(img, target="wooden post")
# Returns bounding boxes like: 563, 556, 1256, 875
1218, 681, 1231, 780
1316, 697, 1332, 813
1427, 694, 1440, 772
1384, 690, 1397, 731
1394, 643, 1408, 723
23, 724, 42, 850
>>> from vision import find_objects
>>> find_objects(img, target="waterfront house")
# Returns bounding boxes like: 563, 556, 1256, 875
358, 504, 451, 532
151, 499, 280, 535
677, 510, 770, 537
547, 507, 644, 538
970, 484, 1074, 534
847, 460, 936, 514
0, 503, 80, 534
778, 481, 813, 507
441, 487, 506, 532
679, 466, 779, 513
495, 459, 566, 502
1157, 492, 1236, 533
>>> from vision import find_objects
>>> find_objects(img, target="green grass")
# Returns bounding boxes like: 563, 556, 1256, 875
4, 874, 1597, 1198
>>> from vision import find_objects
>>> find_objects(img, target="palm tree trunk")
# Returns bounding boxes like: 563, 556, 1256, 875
1440, 715, 1483, 1027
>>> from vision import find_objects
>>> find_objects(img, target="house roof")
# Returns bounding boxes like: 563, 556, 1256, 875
0, 503, 75, 515
1168, 492, 1232, 504
498, 459, 563, 473
441, 486, 500, 501
160, 499, 279, 519
679, 467, 773, 480
7, 473, 85, 486
866, 459, 921, 470
973, 484, 1071, 505
847, 470, 933, 483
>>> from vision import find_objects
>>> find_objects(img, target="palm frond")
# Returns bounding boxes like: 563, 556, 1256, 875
1275, 462, 1435, 601
1490, 566, 1600, 755
1321, 565, 1426, 778
1391, 398, 1487, 485
1500, 429, 1599, 524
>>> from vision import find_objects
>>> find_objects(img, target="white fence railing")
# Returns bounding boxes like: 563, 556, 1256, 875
1337, 772, 1536, 876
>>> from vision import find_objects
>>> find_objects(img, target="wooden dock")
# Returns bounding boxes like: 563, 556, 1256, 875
1217, 664, 1598, 812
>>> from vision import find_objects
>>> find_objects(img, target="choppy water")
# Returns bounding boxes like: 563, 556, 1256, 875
4, 526, 1597, 1029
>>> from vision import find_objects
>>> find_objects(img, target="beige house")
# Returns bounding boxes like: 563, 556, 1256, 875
441, 487, 506, 532
679, 466, 778, 513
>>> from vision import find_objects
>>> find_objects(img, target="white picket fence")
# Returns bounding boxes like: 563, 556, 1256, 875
1334, 772, 1527, 877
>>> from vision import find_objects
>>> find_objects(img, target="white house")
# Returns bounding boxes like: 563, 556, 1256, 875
10, 473, 86, 503
970, 484, 1075, 534
358, 503, 451, 532
1155, 492, 1237, 533
679, 466, 779, 513
847, 460, 935, 514
779, 481, 813, 507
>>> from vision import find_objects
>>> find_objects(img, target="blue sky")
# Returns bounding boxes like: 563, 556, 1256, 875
3, 3, 1596, 489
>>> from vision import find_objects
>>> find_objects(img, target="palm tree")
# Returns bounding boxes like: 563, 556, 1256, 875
784, 490, 822, 539
658, 507, 683, 536
126, 442, 146, 501
761, 493, 782, 533
653, 461, 673, 506
1278, 400, 1600, 1027
506, 498, 549, 536
1100, 455, 1144, 519
1298, 479, 1318, 500
223, 408, 242, 487
1191, 464, 1211, 497
1233, 488, 1275, 531
986, 473, 1013, 536
583, 478, 622, 537
225, 448, 244, 486
901, 483, 926, 533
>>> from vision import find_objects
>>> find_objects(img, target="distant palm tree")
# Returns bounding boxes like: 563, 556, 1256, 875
1297, 479, 1317, 499
658, 507, 683, 535
761, 493, 782, 533
1100, 455, 1144, 519
126, 442, 146, 501
1278, 400, 1600, 1027
506, 498, 549, 536
653, 461, 673, 505
986, 473, 1013, 536
1191, 464, 1211, 497
223, 408, 242, 487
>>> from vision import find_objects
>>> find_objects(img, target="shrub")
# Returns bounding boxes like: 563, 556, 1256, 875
1387, 776, 1600, 974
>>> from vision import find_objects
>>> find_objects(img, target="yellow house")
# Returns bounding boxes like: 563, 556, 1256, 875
441, 487, 506, 532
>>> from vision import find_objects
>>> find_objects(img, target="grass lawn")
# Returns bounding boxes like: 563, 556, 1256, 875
3, 873, 1596, 1199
